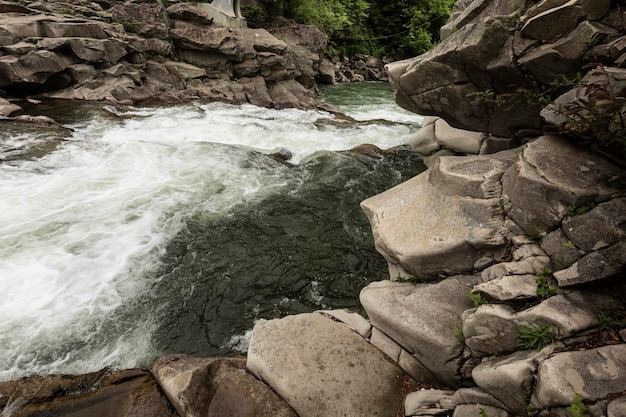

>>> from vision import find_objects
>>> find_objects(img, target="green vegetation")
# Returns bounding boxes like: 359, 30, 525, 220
467, 290, 488, 307
453, 323, 466, 350
566, 393, 586, 417
595, 300, 625, 332
249, 0, 455, 58
515, 323, 556, 350
567, 202, 597, 216
535, 269, 557, 299
395, 273, 419, 284
469, 65, 626, 148
478, 407, 489, 417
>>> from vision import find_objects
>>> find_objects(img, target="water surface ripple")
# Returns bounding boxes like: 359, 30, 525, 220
0, 82, 425, 381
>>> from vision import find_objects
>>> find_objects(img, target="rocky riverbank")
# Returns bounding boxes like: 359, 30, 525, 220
1, 0, 626, 417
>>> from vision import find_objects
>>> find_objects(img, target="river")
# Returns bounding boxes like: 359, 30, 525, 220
0, 82, 425, 382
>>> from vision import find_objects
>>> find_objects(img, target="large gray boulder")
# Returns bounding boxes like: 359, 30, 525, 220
531, 345, 626, 408
502, 135, 623, 236
246, 313, 404, 417
462, 291, 612, 357
360, 277, 480, 387
361, 152, 512, 280
472, 348, 554, 414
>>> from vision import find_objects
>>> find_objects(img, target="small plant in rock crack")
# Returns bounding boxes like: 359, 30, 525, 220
467, 290, 488, 307
478, 407, 489, 417
566, 393, 586, 417
395, 274, 419, 285
567, 202, 597, 216
453, 323, 466, 350
594, 300, 625, 332
536, 269, 557, 299
515, 323, 556, 351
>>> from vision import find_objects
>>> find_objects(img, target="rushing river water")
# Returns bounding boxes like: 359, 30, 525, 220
0, 82, 425, 382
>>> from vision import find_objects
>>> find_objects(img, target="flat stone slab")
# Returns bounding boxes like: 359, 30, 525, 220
246, 313, 404, 417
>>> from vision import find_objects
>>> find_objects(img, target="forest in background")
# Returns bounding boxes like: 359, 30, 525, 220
241, 0, 456, 58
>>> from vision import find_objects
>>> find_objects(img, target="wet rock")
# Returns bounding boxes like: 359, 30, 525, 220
0, 369, 178, 417
246, 313, 404, 417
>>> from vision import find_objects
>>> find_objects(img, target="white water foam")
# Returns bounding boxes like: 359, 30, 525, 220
0, 99, 420, 381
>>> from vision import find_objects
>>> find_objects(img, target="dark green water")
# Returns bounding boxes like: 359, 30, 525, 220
153, 147, 426, 356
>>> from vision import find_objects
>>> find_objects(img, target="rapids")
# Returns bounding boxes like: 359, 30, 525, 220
0, 82, 425, 381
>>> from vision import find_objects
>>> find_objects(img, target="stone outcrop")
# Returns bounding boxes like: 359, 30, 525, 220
388, 0, 620, 138
152, 355, 297, 417
0, 368, 178, 417
0, 0, 333, 115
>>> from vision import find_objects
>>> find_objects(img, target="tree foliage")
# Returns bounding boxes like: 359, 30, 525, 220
251, 0, 455, 58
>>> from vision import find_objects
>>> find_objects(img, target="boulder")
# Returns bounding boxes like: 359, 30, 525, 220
369, 327, 402, 362
540, 228, 583, 270
608, 396, 626, 417
0, 369, 178, 417
433, 117, 485, 155
360, 277, 480, 387
404, 389, 455, 416
361, 152, 511, 280
520, 0, 584, 43
561, 198, 626, 253
502, 135, 623, 236
473, 274, 540, 301
471, 348, 554, 414
109, 1, 169, 39
463, 291, 610, 357
553, 240, 626, 286
0, 97, 21, 116
453, 404, 509, 417
152, 355, 297, 417
246, 313, 404, 417
531, 344, 626, 408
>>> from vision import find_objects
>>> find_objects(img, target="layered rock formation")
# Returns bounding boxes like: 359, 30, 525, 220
0, 0, 332, 114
